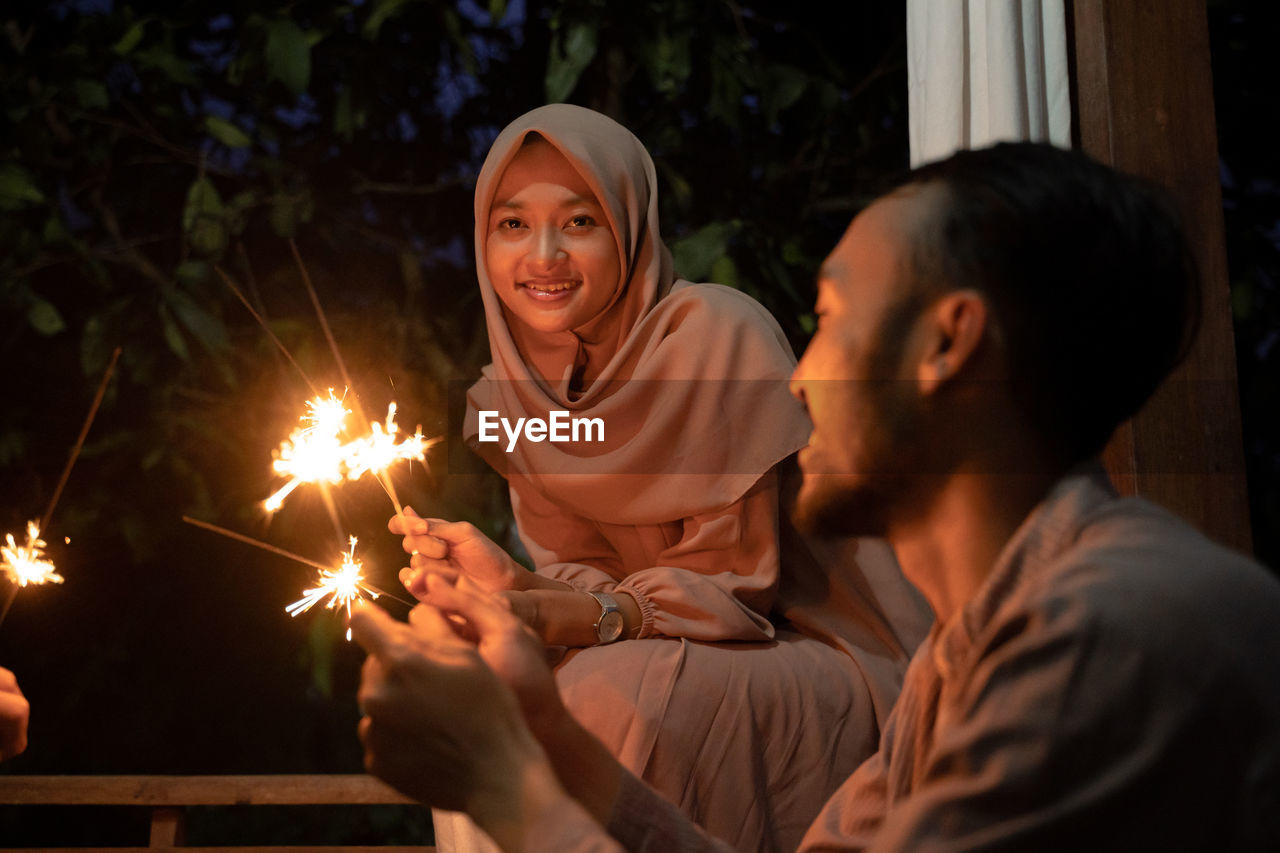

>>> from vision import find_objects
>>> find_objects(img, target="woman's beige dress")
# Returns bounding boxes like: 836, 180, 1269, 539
434, 104, 931, 853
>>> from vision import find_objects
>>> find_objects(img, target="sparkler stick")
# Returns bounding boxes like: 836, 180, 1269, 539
40, 346, 122, 534
214, 265, 321, 397
0, 346, 121, 629
180, 515, 414, 607
285, 240, 421, 522
289, 239, 355, 394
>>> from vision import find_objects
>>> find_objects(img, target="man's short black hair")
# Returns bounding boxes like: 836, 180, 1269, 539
899, 142, 1202, 464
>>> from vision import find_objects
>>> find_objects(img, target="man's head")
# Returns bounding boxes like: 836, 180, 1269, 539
791, 142, 1200, 537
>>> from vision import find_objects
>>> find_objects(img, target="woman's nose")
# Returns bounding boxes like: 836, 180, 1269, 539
531, 226, 567, 265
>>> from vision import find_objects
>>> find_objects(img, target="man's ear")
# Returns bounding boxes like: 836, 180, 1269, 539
916, 290, 988, 395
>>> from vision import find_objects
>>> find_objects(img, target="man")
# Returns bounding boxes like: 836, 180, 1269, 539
353, 142, 1280, 851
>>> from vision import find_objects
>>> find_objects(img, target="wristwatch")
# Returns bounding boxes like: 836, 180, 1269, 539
588, 591, 624, 645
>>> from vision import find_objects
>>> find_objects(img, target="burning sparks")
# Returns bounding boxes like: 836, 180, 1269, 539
264, 391, 434, 513
345, 403, 431, 480
1, 521, 62, 588
285, 536, 380, 640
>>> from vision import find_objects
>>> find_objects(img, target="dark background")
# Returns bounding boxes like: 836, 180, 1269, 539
0, 0, 1275, 845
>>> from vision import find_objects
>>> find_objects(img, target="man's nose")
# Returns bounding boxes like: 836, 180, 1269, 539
789, 373, 807, 407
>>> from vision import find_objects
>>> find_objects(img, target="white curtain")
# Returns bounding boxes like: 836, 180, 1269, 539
907, 0, 1072, 167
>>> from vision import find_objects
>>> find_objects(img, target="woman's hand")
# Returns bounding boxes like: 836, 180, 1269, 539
390, 509, 530, 596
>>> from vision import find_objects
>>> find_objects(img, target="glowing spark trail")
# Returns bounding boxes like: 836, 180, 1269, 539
1, 522, 62, 588
285, 536, 380, 641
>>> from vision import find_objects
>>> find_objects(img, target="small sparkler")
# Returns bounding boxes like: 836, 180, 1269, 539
0, 346, 121, 628
1, 522, 63, 589
285, 536, 380, 641
182, 516, 413, 641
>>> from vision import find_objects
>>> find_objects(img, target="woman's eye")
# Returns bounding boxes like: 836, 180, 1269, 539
566, 214, 595, 228
496, 218, 524, 231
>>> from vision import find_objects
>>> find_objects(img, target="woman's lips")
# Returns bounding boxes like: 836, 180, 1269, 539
520, 279, 581, 300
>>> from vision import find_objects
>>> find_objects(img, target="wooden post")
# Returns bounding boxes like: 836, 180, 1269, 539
1070, 0, 1252, 553
149, 807, 185, 847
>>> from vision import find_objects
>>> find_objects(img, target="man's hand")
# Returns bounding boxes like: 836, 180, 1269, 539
388, 508, 529, 595
0, 667, 29, 761
352, 600, 545, 817
417, 576, 569, 738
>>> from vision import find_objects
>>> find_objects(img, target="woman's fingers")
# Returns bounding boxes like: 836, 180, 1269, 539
403, 534, 448, 559
386, 506, 424, 535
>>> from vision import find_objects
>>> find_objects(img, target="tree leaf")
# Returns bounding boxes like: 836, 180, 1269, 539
763, 64, 809, 126
671, 222, 737, 282
265, 19, 311, 94
363, 0, 413, 41
112, 19, 149, 55
164, 283, 230, 353
205, 115, 251, 148
158, 304, 190, 361
268, 191, 313, 238
334, 86, 354, 140
80, 313, 111, 376
26, 296, 66, 335
642, 30, 693, 96
544, 21, 598, 103
0, 163, 46, 210
183, 178, 224, 232
73, 79, 110, 110
133, 45, 199, 86
709, 255, 738, 290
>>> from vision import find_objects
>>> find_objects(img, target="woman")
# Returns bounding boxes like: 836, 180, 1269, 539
394, 104, 930, 852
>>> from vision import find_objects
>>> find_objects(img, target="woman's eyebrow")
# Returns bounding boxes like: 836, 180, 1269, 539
491, 194, 598, 212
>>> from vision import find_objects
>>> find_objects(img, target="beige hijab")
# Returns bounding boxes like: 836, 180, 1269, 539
465, 104, 811, 524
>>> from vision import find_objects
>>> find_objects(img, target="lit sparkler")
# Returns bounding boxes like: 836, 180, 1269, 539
263, 392, 435, 514
285, 536, 380, 641
264, 390, 352, 512
183, 516, 412, 641
1, 522, 62, 588
0, 347, 121, 629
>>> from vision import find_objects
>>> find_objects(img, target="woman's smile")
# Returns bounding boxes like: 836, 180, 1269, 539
520, 278, 583, 297
485, 138, 622, 334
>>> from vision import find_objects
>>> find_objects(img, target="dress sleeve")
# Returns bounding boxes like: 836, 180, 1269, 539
510, 470, 781, 642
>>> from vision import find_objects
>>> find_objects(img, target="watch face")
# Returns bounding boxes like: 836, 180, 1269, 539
598, 610, 625, 643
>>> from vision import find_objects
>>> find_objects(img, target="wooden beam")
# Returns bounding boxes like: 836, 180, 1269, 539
0, 774, 416, 805
1070, 0, 1252, 552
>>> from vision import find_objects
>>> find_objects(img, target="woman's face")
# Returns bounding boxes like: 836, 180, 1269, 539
485, 138, 622, 334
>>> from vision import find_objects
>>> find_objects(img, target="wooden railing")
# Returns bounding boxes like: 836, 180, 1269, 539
0, 774, 435, 851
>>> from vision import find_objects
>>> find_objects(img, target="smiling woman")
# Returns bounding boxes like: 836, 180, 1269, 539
387, 103, 930, 853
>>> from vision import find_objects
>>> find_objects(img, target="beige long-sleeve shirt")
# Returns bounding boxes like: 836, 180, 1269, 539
532, 465, 1280, 852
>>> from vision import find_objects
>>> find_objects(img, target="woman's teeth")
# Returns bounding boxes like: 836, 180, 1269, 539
525, 281, 579, 292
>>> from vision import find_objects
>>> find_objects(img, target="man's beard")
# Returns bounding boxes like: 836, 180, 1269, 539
792, 379, 928, 539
